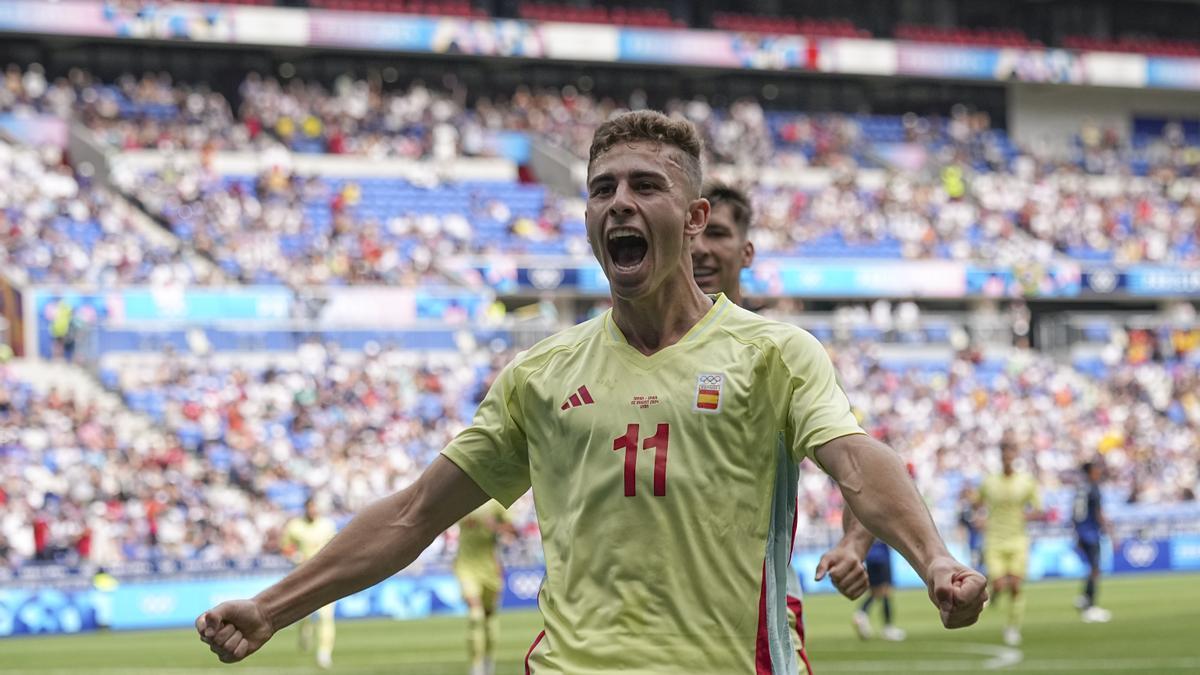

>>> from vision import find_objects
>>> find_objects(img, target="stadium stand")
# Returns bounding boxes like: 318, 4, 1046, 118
710, 12, 869, 38
5, 66, 1199, 278
894, 24, 1038, 48
1, 346, 541, 569
5, 316, 1196, 570
1062, 35, 1200, 57
519, 2, 683, 28
118, 165, 587, 284
0, 140, 206, 285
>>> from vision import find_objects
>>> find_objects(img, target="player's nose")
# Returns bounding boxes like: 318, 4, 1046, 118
609, 182, 636, 217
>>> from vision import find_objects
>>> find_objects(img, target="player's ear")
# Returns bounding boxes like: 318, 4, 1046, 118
685, 197, 709, 238
741, 238, 755, 269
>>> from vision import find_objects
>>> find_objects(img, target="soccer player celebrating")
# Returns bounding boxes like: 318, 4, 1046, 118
1074, 460, 1112, 623
280, 496, 337, 669
978, 439, 1043, 646
197, 111, 987, 674
694, 181, 874, 669
455, 500, 517, 675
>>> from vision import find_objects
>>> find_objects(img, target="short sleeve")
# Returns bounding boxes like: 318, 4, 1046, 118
441, 362, 531, 507
782, 330, 866, 463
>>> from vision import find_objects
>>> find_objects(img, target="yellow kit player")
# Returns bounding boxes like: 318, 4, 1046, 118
281, 497, 337, 669
979, 440, 1043, 647
198, 110, 987, 674
455, 500, 516, 675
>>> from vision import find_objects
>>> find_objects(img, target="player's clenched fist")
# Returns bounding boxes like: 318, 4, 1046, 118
196, 599, 275, 663
924, 556, 988, 629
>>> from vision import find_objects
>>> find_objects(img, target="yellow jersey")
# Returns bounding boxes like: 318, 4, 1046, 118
454, 500, 510, 581
979, 472, 1040, 546
442, 294, 864, 675
281, 516, 336, 562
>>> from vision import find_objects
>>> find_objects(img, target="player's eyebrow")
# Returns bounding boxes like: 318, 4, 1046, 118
586, 171, 614, 190
588, 169, 670, 190
629, 169, 670, 185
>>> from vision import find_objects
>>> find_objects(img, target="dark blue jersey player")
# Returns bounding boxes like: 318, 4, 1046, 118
1074, 460, 1112, 623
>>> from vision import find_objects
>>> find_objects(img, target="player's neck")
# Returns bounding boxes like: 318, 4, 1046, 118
611, 276, 713, 356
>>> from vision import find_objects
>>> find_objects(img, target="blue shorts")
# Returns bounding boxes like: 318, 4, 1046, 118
1077, 538, 1101, 571
866, 556, 893, 587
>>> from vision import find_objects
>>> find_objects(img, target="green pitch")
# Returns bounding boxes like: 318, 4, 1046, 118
3, 574, 1198, 674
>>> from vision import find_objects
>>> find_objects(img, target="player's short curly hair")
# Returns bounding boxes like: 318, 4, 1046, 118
701, 180, 752, 237
587, 110, 704, 196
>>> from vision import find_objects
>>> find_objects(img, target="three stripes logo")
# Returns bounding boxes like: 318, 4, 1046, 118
694, 372, 724, 413
560, 385, 595, 411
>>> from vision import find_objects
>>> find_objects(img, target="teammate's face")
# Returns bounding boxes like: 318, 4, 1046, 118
691, 202, 754, 298
305, 500, 318, 520
585, 142, 708, 300
1001, 446, 1017, 471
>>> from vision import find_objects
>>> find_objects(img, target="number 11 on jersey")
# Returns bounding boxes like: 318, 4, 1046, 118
613, 423, 670, 497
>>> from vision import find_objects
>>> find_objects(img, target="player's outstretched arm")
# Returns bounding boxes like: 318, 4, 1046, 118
814, 434, 988, 629
196, 456, 488, 663
814, 508, 873, 600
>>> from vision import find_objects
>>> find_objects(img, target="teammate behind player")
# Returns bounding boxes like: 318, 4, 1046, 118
197, 110, 987, 674
455, 500, 517, 675
694, 182, 874, 599
694, 182, 874, 672
280, 496, 337, 669
978, 439, 1043, 646
1074, 460, 1112, 623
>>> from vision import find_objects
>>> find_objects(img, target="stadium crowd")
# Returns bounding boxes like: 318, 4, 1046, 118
2, 64, 1199, 569
0, 344, 540, 570
118, 163, 585, 285
0, 139, 203, 286
3, 328, 1197, 571
795, 340, 1200, 537
3, 65, 1199, 285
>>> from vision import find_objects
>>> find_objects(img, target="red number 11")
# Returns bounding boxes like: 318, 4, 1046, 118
613, 423, 670, 497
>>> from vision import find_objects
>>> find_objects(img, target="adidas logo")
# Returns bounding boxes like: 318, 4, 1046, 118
560, 385, 595, 410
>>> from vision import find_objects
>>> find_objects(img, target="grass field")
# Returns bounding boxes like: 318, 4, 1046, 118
4, 574, 1199, 674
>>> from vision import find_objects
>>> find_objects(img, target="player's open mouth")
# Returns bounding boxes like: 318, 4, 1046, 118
607, 227, 648, 270
693, 265, 718, 280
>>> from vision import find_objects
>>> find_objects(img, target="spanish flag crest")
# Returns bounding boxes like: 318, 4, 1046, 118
694, 372, 724, 413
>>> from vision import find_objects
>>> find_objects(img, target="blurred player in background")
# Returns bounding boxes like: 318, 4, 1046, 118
1074, 460, 1113, 623
958, 485, 985, 570
979, 439, 1043, 646
694, 181, 875, 673
852, 541, 906, 641
455, 500, 517, 675
281, 496, 337, 669
197, 111, 987, 674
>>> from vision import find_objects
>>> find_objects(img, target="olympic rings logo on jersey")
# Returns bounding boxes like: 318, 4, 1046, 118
694, 372, 724, 413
